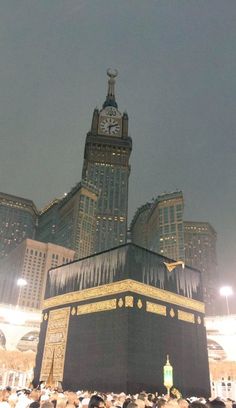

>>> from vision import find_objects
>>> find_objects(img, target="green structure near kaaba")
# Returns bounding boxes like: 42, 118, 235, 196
34, 243, 210, 396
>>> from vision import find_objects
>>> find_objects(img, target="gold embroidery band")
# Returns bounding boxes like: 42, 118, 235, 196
125, 296, 134, 307
146, 301, 166, 316
178, 310, 195, 323
43, 279, 204, 314
77, 299, 116, 315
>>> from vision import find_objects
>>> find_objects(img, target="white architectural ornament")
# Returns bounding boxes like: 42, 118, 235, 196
0, 304, 41, 351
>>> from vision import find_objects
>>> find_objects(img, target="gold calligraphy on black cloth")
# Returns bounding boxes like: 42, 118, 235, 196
43, 279, 205, 314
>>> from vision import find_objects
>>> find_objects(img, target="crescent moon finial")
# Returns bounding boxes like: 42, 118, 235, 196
107, 68, 118, 79
103, 69, 118, 108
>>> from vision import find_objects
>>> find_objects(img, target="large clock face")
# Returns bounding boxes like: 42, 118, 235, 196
100, 117, 120, 135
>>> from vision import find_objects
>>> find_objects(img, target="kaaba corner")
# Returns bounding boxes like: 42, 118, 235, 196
34, 243, 210, 396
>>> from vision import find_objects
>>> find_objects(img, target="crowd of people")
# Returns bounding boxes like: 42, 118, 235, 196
0, 388, 233, 408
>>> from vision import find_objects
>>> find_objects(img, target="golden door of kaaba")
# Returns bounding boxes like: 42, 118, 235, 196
40, 307, 70, 385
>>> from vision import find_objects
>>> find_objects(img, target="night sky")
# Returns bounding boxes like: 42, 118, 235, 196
1, 1, 236, 303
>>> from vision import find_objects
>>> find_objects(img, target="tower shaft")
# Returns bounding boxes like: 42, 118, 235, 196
82, 70, 132, 252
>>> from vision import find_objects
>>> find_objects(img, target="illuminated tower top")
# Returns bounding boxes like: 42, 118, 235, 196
82, 69, 132, 252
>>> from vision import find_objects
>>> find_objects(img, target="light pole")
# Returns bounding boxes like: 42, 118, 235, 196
219, 286, 233, 315
17, 278, 27, 307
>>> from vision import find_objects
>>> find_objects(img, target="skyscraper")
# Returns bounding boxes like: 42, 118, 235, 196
82, 69, 132, 252
56, 181, 99, 259
0, 239, 75, 309
130, 202, 152, 248
0, 192, 38, 258
153, 191, 185, 261
36, 182, 99, 260
130, 191, 185, 261
131, 196, 218, 315
36, 198, 59, 244
184, 221, 218, 315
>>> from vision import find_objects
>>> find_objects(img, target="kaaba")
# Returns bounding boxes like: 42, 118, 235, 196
34, 243, 210, 396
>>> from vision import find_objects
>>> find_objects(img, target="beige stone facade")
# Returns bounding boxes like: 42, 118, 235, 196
0, 239, 75, 309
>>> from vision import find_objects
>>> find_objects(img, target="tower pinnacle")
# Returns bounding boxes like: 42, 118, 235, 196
103, 68, 118, 109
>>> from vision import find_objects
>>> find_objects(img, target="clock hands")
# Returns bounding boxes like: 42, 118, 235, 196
108, 123, 118, 134
108, 123, 117, 129
100, 118, 120, 134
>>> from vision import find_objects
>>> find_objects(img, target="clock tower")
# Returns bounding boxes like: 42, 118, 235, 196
82, 69, 132, 253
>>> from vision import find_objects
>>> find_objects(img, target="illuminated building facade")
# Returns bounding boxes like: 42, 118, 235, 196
36, 199, 60, 244
130, 191, 185, 261
0, 239, 75, 309
130, 203, 152, 248
56, 181, 99, 259
184, 221, 218, 315
0, 192, 38, 259
36, 182, 99, 260
82, 70, 132, 252
151, 191, 185, 260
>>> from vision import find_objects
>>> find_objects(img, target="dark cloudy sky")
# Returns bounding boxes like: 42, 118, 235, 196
1, 1, 236, 295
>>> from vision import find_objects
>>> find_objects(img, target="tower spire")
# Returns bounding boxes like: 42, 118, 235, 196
103, 68, 118, 109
